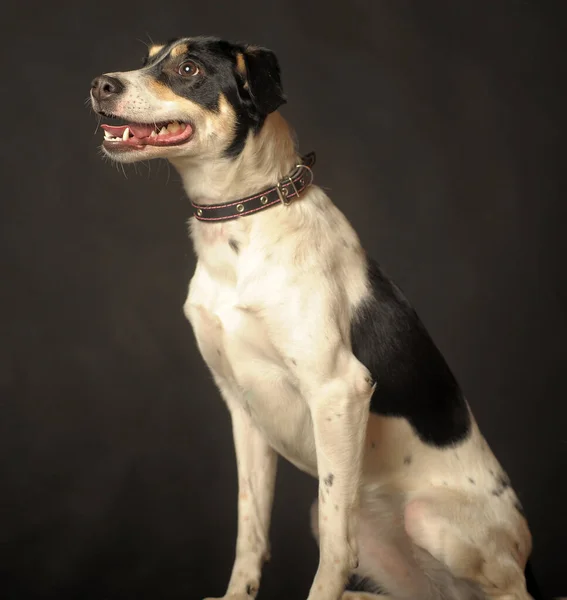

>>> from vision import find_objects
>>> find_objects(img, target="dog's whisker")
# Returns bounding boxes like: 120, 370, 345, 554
142, 160, 152, 178
165, 160, 171, 185
136, 37, 151, 49
93, 114, 102, 135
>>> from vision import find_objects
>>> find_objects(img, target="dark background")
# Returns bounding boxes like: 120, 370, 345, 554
0, 1, 565, 598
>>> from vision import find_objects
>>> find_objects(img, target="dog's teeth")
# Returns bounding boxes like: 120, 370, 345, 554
150, 130, 157, 138
123, 127, 130, 141
158, 126, 168, 136
104, 130, 112, 139
168, 122, 180, 133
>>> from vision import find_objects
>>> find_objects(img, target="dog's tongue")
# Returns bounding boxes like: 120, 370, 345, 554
101, 123, 154, 138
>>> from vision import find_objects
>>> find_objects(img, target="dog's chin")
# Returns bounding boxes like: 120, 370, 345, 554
98, 118, 195, 163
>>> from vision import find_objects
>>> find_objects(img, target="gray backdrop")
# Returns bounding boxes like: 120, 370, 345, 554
0, 1, 565, 598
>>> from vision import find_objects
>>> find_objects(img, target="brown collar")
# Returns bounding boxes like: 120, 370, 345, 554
191, 152, 316, 222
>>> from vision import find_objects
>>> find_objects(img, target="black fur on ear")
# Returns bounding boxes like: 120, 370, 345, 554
240, 45, 287, 115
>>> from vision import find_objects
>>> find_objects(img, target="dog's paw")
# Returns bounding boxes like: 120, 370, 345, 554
203, 579, 259, 600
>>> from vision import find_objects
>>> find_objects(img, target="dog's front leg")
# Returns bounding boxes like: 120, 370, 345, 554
305, 353, 374, 600
206, 394, 277, 600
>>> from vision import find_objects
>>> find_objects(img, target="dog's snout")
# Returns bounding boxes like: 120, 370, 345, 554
91, 75, 124, 102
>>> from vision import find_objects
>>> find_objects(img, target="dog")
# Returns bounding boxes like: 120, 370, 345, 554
90, 36, 542, 600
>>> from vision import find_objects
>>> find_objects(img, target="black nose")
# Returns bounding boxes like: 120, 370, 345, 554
91, 75, 124, 102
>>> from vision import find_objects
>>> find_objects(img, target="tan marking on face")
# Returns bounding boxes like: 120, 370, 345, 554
147, 78, 236, 129
236, 52, 246, 76
141, 77, 238, 157
148, 45, 164, 57
171, 43, 188, 58
147, 78, 204, 107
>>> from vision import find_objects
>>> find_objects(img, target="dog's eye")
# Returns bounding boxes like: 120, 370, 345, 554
178, 61, 199, 77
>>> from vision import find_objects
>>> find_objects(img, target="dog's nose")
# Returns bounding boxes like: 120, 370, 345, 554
91, 75, 124, 102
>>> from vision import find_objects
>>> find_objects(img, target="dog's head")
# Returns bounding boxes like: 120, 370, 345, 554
90, 37, 286, 163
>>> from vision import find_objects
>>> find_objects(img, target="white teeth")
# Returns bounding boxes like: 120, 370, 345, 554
158, 126, 168, 136
167, 122, 180, 133
103, 132, 121, 142
122, 127, 130, 141
150, 130, 157, 138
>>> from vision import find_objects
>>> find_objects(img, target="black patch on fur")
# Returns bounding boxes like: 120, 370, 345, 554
140, 37, 286, 158
491, 474, 511, 497
468, 477, 475, 484
404, 455, 412, 465
350, 258, 471, 446
345, 574, 385, 595
229, 238, 240, 254
324, 473, 334, 487
241, 46, 286, 114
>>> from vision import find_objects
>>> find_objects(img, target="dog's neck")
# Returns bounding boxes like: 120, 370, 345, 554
170, 112, 299, 206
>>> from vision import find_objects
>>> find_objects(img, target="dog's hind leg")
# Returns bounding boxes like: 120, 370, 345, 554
310, 496, 423, 600
311, 492, 487, 600
404, 491, 533, 600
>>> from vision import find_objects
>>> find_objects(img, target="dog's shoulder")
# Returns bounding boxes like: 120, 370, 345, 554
351, 256, 471, 447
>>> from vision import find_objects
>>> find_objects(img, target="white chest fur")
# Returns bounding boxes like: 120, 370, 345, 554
184, 188, 370, 476
185, 259, 318, 475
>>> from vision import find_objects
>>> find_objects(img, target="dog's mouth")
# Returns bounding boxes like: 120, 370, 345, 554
101, 120, 194, 149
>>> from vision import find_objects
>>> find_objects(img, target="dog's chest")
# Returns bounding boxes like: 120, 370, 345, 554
185, 264, 317, 474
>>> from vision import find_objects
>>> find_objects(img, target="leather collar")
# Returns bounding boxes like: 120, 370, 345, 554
191, 152, 316, 222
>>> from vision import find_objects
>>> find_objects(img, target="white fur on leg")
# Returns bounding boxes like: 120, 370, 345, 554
304, 353, 375, 600
215, 388, 277, 600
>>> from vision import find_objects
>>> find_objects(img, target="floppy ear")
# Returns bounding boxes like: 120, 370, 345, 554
240, 45, 287, 115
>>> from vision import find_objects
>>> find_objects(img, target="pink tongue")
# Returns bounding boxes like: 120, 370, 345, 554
101, 123, 155, 138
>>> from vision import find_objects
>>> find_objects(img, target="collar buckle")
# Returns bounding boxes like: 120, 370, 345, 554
276, 175, 297, 206
192, 152, 316, 221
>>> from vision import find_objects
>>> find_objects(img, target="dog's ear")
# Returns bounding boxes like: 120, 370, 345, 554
239, 45, 287, 115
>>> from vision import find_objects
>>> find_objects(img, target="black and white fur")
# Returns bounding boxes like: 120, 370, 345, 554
90, 36, 540, 600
